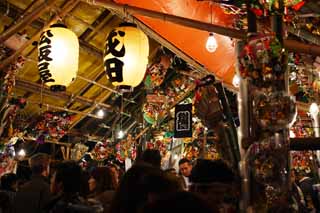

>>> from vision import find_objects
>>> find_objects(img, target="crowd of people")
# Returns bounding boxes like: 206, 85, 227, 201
0, 149, 240, 213
1, 149, 319, 212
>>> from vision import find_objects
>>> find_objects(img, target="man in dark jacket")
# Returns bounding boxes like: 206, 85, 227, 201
14, 153, 51, 213
297, 172, 320, 212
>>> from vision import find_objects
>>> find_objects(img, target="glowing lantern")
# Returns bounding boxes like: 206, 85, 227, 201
38, 24, 79, 91
103, 23, 149, 90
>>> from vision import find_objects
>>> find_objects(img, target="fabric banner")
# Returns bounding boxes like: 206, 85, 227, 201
174, 104, 192, 138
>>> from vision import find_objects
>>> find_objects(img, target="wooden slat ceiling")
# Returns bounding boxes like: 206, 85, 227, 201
0, 0, 160, 140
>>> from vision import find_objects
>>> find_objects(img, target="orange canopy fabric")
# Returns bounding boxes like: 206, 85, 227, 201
115, 0, 237, 85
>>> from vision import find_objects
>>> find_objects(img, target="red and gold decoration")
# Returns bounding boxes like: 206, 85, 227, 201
30, 111, 73, 143
239, 34, 285, 89
90, 141, 113, 161
115, 134, 136, 163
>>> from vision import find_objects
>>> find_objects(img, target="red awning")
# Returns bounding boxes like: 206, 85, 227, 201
115, 0, 237, 85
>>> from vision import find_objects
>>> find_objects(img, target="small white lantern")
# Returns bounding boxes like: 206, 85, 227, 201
38, 24, 79, 91
103, 23, 149, 90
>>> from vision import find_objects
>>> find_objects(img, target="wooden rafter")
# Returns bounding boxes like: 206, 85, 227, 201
0, 0, 80, 70
15, 78, 113, 111
0, 0, 57, 43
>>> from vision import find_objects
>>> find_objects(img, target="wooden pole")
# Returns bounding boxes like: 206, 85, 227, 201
0, 0, 57, 43
0, 0, 80, 70
27, 100, 102, 119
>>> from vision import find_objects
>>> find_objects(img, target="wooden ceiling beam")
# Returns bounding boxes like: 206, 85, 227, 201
0, 0, 57, 43
0, 0, 80, 70
15, 77, 113, 111
69, 90, 113, 129
0, 0, 103, 59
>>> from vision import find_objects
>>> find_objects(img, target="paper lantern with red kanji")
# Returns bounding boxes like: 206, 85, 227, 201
103, 23, 149, 89
38, 24, 79, 91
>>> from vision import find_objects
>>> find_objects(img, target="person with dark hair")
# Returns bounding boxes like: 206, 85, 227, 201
189, 159, 240, 212
109, 163, 181, 213
296, 171, 320, 212
14, 153, 51, 213
178, 158, 192, 190
140, 149, 161, 168
88, 167, 116, 213
0, 173, 17, 213
47, 160, 102, 213
142, 191, 214, 213
107, 163, 121, 189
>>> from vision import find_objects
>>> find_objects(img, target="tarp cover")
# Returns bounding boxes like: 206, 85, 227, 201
115, 0, 237, 85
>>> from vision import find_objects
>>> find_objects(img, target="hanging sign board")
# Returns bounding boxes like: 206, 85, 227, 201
174, 104, 192, 138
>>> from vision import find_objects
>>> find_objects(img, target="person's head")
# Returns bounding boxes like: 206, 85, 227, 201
0, 173, 18, 191
29, 153, 50, 177
110, 163, 181, 213
108, 163, 120, 187
189, 159, 239, 212
50, 161, 82, 195
140, 149, 161, 168
179, 158, 192, 177
89, 166, 115, 194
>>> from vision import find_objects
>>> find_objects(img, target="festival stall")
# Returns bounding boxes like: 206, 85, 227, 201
0, 0, 320, 212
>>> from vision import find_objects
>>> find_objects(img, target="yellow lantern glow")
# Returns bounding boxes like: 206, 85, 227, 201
103, 23, 149, 89
38, 24, 79, 91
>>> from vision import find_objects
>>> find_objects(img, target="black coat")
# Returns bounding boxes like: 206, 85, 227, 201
13, 175, 51, 213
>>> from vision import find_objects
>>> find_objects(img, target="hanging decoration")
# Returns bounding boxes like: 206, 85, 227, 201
144, 49, 172, 90
248, 136, 288, 208
183, 143, 200, 161
0, 144, 17, 176
70, 143, 89, 161
239, 34, 286, 89
29, 111, 73, 142
193, 75, 224, 128
1, 56, 25, 96
115, 134, 136, 163
291, 151, 315, 175
90, 141, 113, 161
104, 23, 149, 90
253, 92, 296, 131
0, 98, 26, 140
38, 24, 79, 92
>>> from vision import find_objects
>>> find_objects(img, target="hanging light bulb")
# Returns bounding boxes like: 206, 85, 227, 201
206, 33, 218, 53
118, 130, 125, 139
18, 149, 26, 157
309, 102, 319, 116
97, 109, 105, 118
232, 74, 241, 88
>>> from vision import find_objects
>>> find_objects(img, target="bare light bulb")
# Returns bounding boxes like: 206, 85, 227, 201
118, 130, 124, 139
232, 74, 241, 88
206, 33, 218, 53
18, 149, 26, 157
97, 109, 104, 118
309, 102, 319, 116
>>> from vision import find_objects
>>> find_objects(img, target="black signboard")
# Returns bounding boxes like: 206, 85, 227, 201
174, 104, 192, 138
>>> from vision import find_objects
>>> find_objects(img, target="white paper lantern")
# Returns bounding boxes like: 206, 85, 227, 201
38, 24, 79, 91
104, 23, 149, 90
